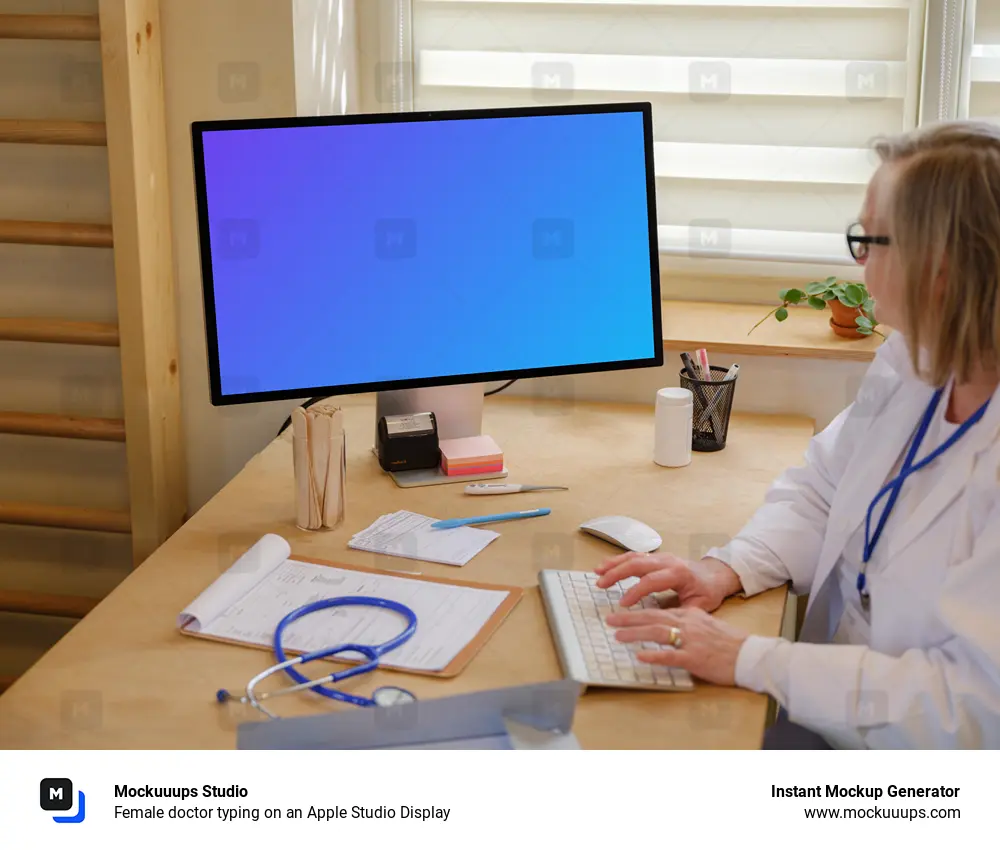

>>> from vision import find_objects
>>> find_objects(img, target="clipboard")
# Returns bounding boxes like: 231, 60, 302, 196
177, 535, 523, 679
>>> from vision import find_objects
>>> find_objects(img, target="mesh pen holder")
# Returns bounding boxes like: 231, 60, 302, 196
679, 366, 738, 452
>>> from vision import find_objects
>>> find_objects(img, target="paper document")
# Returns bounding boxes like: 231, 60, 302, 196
188, 556, 509, 672
180, 533, 292, 634
348, 510, 498, 567
179, 534, 519, 674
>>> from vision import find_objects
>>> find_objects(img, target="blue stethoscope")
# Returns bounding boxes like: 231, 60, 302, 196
859, 386, 990, 611
216, 596, 418, 719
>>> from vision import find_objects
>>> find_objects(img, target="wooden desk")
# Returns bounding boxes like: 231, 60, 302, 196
0, 396, 813, 749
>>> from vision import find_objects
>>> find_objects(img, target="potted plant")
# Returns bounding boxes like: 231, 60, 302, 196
749, 276, 884, 339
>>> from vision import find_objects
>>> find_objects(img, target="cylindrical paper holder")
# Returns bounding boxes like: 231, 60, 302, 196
292, 403, 346, 531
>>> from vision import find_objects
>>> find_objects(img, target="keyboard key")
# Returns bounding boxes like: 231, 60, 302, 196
671, 668, 693, 688
652, 667, 674, 685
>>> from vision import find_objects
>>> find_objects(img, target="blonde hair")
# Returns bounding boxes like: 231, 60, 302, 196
872, 120, 1000, 387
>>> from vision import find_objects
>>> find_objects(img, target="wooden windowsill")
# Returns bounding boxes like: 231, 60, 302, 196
661, 300, 884, 363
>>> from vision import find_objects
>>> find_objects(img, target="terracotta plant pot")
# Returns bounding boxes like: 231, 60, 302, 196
828, 299, 866, 340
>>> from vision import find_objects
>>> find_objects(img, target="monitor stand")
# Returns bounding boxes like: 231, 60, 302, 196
373, 383, 508, 488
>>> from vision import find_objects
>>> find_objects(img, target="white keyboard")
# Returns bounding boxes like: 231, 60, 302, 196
539, 570, 694, 692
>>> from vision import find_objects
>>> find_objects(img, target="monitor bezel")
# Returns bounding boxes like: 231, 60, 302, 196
191, 102, 663, 407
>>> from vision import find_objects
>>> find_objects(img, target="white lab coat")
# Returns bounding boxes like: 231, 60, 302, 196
710, 331, 1000, 748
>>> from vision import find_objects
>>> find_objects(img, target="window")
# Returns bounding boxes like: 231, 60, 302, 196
369, 1, 926, 288
963, 0, 1000, 120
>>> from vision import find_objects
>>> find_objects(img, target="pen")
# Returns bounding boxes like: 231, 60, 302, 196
696, 348, 712, 381
680, 353, 716, 438
680, 352, 702, 386
680, 351, 700, 382
696, 364, 740, 429
430, 508, 551, 529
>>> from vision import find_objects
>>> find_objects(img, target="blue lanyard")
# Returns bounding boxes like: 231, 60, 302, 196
858, 387, 990, 610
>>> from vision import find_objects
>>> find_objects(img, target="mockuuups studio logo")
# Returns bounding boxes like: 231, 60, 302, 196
688, 61, 731, 102
218, 62, 261, 103
846, 61, 888, 103
531, 61, 574, 102
216, 219, 260, 260
688, 219, 732, 257
375, 218, 417, 260
532, 219, 574, 259
40, 778, 86, 823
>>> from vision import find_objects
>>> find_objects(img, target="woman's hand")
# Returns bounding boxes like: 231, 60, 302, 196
594, 552, 742, 612
606, 607, 749, 686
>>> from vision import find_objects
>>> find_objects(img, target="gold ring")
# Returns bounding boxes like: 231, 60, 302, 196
667, 626, 683, 649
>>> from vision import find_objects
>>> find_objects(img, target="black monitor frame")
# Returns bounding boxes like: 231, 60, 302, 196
192, 101, 662, 407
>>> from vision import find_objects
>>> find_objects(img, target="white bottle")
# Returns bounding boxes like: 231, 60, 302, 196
654, 387, 693, 467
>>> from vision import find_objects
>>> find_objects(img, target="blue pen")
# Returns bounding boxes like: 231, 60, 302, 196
431, 508, 551, 529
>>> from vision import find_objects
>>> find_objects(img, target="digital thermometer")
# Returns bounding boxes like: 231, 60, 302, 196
464, 483, 569, 495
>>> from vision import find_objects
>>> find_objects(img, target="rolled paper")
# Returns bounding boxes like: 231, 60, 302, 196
292, 403, 346, 531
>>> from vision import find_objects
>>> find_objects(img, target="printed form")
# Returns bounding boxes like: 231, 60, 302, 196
196, 558, 510, 672
348, 510, 498, 567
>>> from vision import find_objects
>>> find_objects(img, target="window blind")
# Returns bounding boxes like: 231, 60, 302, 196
407, 0, 923, 274
968, 0, 1000, 120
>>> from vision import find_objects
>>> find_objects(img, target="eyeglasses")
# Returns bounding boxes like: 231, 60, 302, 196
846, 222, 890, 264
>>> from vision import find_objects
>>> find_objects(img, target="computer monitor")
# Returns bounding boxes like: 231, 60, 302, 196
192, 102, 662, 438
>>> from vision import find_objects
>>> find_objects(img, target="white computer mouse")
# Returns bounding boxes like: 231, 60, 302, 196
578, 515, 662, 553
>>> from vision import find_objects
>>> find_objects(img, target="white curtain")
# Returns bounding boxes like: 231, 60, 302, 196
960, 0, 1000, 119
386, 0, 926, 277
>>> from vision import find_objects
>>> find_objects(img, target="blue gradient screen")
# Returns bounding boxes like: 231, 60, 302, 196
198, 109, 658, 398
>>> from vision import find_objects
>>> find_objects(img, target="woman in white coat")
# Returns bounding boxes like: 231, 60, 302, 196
597, 120, 1000, 748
